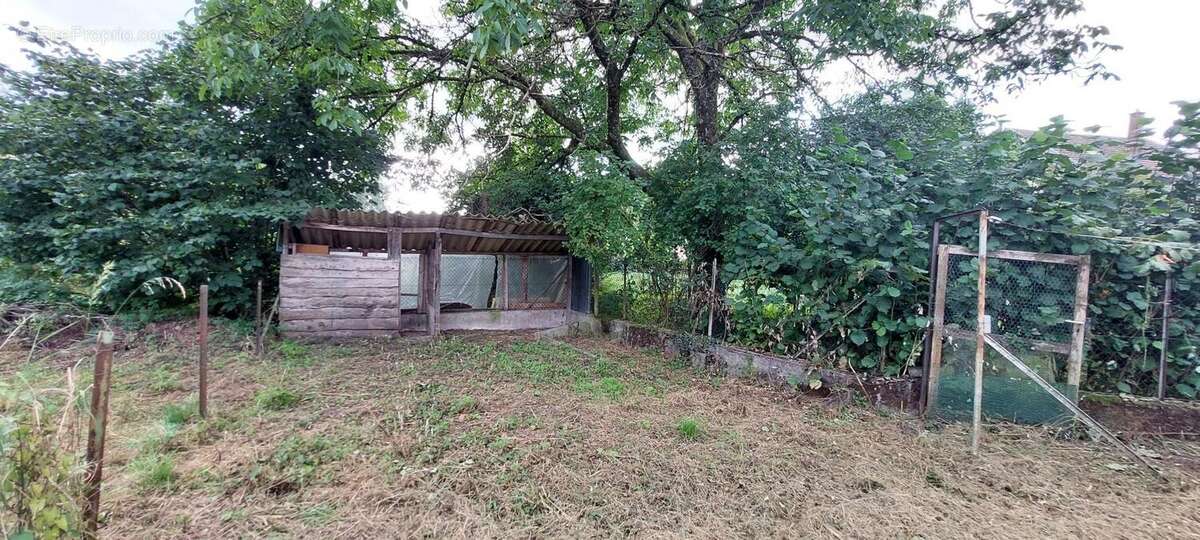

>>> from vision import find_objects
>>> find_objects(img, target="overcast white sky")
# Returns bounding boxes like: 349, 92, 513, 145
3, 0, 1197, 212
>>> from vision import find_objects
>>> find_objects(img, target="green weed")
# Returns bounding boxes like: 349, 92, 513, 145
574, 376, 628, 400
276, 340, 313, 367
676, 418, 702, 440
219, 509, 248, 523
299, 503, 336, 526
252, 435, 346, 492
162, 402, 194, 427
129, 453, 176, 491
145, 365, 182, 394
256, 386, 300, 411
450, 395, 479, 415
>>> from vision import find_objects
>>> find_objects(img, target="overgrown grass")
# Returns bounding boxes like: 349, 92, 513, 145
431, 338, 671, 401
255, 386, 301, 411
251, 435, 347, 492
275, 340, 314, 368
145, 364, 183, 394
129, 453, 177, 491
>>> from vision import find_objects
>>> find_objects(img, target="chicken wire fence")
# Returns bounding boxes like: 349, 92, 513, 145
928, 247, 1086, 425
1087, 271, 1199, 398
437, 254, 569, 310
597, 257, 722, 337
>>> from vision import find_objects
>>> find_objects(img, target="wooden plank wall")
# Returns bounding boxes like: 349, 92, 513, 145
279, 254, 401, 338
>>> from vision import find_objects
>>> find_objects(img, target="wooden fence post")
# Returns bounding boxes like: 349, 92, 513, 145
429, 235, 442, 337
971, 210, 989, 454
925, 245, 951, 415
198, 284, 209, 418
83, 331, 114, 539
254, 280, 263, 358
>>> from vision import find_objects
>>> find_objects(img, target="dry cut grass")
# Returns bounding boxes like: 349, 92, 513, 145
3, 323, 1199, 539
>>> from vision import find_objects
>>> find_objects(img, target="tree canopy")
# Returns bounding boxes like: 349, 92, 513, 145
194, 0, 1116, 175
0, 25, 389, 314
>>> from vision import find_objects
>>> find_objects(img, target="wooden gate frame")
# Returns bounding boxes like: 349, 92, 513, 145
925, 243, 1091, 411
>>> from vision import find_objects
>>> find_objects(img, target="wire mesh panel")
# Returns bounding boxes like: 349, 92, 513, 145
930, 247, 1085, 424
400, 254, 421, 310
505, 256, 569, 309
439, 255, 499, 310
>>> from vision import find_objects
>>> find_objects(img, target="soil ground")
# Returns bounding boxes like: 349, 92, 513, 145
3, 322, 1199, 538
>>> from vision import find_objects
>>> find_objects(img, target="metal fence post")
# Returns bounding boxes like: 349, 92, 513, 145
1158, 271, 1173, 400
707, 258, 718, 338
254, 280, 263, 358
198, 284, 209, 418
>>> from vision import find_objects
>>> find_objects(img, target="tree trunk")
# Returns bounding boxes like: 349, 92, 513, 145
692, 57, 723, 146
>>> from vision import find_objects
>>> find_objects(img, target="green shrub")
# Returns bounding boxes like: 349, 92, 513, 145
0, 378, 85, 538
255, 387, 300, 411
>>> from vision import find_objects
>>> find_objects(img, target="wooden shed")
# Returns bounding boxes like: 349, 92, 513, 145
278, 208, 592, 339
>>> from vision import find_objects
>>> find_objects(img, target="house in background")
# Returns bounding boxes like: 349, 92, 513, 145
1012, 111, 1163, 168
278, 208, 593, 339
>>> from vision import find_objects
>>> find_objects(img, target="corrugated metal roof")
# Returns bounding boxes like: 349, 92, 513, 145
292, 208, 569, 254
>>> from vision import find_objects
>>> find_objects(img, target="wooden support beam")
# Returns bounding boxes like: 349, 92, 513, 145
1067, 255, 1091, 390
281, 221, 293, 254
971, 210, 989, 455
943, 244, 1084, 265
500, 255, 509, 310
926, 245, 951, 413
429, 235, 442, 337
298, 221, 567, 242
390, 228, 403, 334
387, 227, 402, 259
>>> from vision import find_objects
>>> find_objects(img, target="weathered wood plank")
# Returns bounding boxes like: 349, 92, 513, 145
284, 330, 403, 339
279, 287, 398, 298
942, 244, 1084, 265
1067, 255, 1091, 388
280, 277, 398, 289
300, 221, 567, 242
429, 236, 441, 336
927, 245, 951, 411
280, 296, 402, 309
280, 307, 400, 321
281, 255, 398, 271
280, 318, 400, 331
388, 228, 402, 259
279, 268, 399, 280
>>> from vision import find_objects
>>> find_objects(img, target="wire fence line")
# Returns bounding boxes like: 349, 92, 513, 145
595, 217, 1198, 400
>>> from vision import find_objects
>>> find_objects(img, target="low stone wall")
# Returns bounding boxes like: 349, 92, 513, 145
608, 320, 919, 410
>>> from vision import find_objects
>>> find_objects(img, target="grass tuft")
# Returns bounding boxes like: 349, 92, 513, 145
129, 453, 176, 491
256, 386, 301, 411
162, 402, 195, 427
145, 365, 183, 394
676, 418, 702, 440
